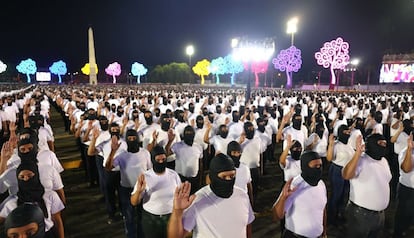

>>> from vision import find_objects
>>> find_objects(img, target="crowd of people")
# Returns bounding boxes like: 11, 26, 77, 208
0, 83, 413, 238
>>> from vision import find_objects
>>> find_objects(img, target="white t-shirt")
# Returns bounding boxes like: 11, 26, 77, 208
398, 148, 414, 189
332, 141, 354, 167
280, 156, 301, 182
234, 163, 252, 193
240, 137, 264, 169
182, 186, 255, 237
349, 154, 391, 211
209, 136, 233, 155
113, 148, 152, 188
135, 168, 181, 215
172, 142, 203, 177
282, 176, 327, 238
7, 150, 64, 174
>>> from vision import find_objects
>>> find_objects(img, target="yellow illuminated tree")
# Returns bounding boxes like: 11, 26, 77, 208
81, 63, 99, 75
192, 59, 210, 85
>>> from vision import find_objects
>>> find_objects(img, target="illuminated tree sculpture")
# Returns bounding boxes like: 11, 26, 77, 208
249, 61, 269, 87
209, 57, 226, 84
16, 58, 37, 83
131, 62, 147, 84
105, 62, 122, 84
315, 37, 350, 89
49, 60, 67, 84
81, 63, 99, 75
224, 55, 244, 86
192, 59, 210, 85
0, 61, 6, 74
272, 46, 302, 89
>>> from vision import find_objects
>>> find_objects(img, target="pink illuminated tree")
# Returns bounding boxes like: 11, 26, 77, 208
272, 46, 302, 89
105, 62, 122, 84
315, 37, 350, 89
246, 61, 268, 87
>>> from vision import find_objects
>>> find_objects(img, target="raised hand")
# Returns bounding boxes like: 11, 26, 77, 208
173, 182, 196, 211
328, 134, 335, 145
167, 128, 175, 142
355, 135, 365, 152
281, 178, 297, 200
92, 127, 100, 139
1, 142, 14, 163
111, 134, 121, 151
407, 133, 413, 150
136, 174, 146, 195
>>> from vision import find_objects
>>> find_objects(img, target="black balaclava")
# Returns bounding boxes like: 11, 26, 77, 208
365, 133, 387, 161
244, 121, 255, 139
355, 117, 364, 130
126, 129, 140, 153
208, 112, 215, 123
216, 105, 222, 114
195, 115, 204, 129
188, 103, 195, 114
151, 145, 167, 173
374, 111, 383, 124
202, 108, 208, 116
290, 141, 302, 160
300, 151, 322, 186
176, 110, 185, 123
257, 118, 266, 133
144, 111, 153, 125
227, 141, 241, 168
17, 160, 48, 218
337, 125, 350, 144
226, 106, 232, 114
292, 114, 302, 130
79, 102, 86, 111
403, 119, 413, 135
232, 111, 240, 122
4, 203, 45, 238
315, 123, 325, 139
209, 153, 236, 198
111, 104, 117, 113
116, 106, 124, 117
18, 129, 39, 162
110, 123, 120, 139
183, 126, 195, 146
154, 108, 161, 117
160, 114, 171, 131
87, 110, 97, 120
99, 116, 109, 131
218, 125, 228, 138
28, 115, 40, 130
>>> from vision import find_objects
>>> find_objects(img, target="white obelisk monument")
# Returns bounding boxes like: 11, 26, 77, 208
88, 27, 97, 85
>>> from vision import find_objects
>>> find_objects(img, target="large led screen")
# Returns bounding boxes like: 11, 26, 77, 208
36, 72, 51, 82
380, 63, 414, 83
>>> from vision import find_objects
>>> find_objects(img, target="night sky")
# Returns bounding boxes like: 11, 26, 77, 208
1, 0, 413, 80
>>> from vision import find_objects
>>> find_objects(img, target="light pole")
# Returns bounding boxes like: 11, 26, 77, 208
232, 37, 275, 102
350, 59, 359, 87
186, 45, 194, 67
286, 17, 298, 46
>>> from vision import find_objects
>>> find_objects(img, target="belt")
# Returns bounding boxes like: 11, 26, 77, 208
143, 209, 170, 218
349, 201, 384, 214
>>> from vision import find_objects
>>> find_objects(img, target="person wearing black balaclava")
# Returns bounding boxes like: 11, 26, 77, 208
240, 121, 266, 210
0, 160, 65, 238
273, 151, 327, 238
228, 110, 244, 140
277, 113, 308, 155
342, 134, 391, 237
88, 122, 127, 224
131, 145, 181, 238
326, 124, 353, 226
138, 110, 161, 150
204, 122, 232, 156
227, 141, 253, 205
366, 111, 384, 136
166, 126, 203, 195
256, 117, 272, 170
29, 114, 54, 152
168, 153, 254, 238
106, 129, 151, 238
4, 203, 45, 238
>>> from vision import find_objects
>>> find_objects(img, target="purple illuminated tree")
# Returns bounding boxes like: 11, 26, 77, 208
209, 57, 226, 84
105, 62, 122, 84
315, 37, 350, 89
224, 55, 244, 86
49, 60, 67, 84
272, 45, 302, 89
16, 58, 37, 83
131, 62, 147, 84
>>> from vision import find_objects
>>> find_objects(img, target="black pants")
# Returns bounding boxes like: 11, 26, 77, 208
250, 167, 260, 209
142, 210, 170, 238
345, 201, 385, 237
394, 183, 414, 238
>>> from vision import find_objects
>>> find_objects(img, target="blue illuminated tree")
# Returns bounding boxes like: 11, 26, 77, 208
0, 61, 7, 74
16, 58, 37, 83
224, 55, 244, 86
209, 57, 226, 84
131, 62, 147, 84
49, 60, 67, 84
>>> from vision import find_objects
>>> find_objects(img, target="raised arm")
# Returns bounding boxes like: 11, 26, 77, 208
272, 178, 296, 221
168, 182, 195, 238
401, 133, 413, 173
342, 135, 363, 180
